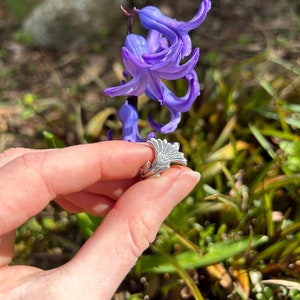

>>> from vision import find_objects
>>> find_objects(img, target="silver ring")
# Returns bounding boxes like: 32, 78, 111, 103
140, 138, 187, 179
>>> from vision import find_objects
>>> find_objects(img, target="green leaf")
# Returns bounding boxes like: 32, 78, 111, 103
137, 235, 268, 274
249, 123, 277, 160
76, 212, 103, 239
43, 130, 66, 148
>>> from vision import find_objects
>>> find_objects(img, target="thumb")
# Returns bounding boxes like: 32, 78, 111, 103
63, 167, 200, 299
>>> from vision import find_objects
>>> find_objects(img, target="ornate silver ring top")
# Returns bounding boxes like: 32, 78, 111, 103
140, 138, 187, 179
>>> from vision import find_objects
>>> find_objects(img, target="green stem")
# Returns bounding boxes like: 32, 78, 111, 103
151, 245, 204, 300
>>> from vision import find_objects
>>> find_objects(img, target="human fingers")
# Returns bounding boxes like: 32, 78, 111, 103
55, 178, 138, 215
55, 191, 115, 215
0, 231, 16, 266
0, 141, 153, 235
61, 167, 200, 299
85, 178, 138, 200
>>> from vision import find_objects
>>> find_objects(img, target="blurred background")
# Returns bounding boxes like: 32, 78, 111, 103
1, 1, 300, 299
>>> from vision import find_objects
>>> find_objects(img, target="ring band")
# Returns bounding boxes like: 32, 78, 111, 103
140, 138, 187, 179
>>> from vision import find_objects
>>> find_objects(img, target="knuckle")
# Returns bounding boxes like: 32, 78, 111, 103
15, 151, 55, 197
15, 151, 47, 174
0, 148, 28, 164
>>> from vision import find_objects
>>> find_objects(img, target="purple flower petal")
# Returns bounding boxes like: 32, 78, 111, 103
162, 71, 200, 112
146, 30, 168, 53
138, 0, 211, 57
138, 7, 178, 44
144, 39, 182, 68
118, 102, 144, 142
122, 47, 145, 75
148, 109, 181, 134
177, 0, 211, 31
147, 72, 200, 133
145, 71, 164, 102
156, 48, 199, 80
104, 72, 147, 97
124, 34, 147, 59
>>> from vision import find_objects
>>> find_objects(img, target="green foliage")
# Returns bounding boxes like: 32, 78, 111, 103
13, 30, 34, 46
43, 131, 66, 149
76, 213, 103, 239
5, 0, 38, 21
137, 236, 268, 273
14, 211, 80, 267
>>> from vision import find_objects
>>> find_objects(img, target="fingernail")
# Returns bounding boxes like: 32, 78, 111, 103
181, 170, 201, 183
175, 170, 201, 190
165, 170, 201, 207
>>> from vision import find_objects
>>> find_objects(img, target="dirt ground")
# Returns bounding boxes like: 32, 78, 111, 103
0, 0, 299, 151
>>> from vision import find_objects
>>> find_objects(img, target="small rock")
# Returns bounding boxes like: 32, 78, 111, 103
23, 0, 127, 48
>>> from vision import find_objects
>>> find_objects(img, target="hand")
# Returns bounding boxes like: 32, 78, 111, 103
0, 141, 200, 299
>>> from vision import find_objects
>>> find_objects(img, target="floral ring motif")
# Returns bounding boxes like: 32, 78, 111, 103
140, 138, 187, 179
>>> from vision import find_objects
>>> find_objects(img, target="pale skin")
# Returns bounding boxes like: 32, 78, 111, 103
0, 141, 200, 300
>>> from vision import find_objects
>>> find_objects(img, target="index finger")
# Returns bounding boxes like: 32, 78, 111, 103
0, 141, 153, 234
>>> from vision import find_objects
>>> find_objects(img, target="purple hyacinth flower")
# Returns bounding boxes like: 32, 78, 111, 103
104, 0, 210, 137
137, 0, 211, 57
104, 33, 199, 99
118, 101, 144, 142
